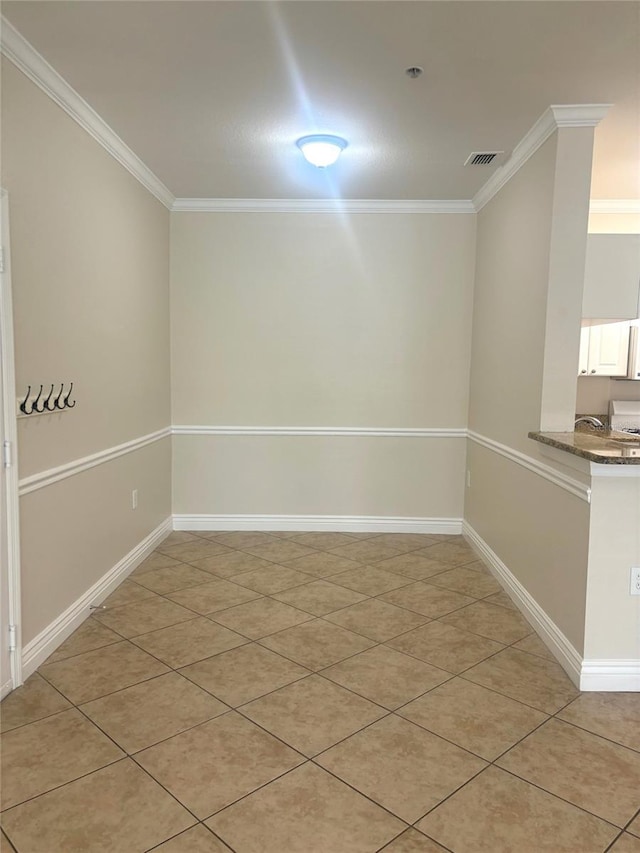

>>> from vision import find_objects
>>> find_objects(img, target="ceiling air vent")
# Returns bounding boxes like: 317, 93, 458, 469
464, 151, 505, 166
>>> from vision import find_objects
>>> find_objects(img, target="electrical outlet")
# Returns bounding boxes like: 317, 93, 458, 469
466, 470, 471, 488
630, 567, 640, 596
131, 489, 138, 510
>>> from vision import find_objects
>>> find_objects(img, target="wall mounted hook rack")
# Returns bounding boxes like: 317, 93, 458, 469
18, 382, 76, 418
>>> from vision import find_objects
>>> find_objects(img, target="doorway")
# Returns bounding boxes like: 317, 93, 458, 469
0, 188, 22, 697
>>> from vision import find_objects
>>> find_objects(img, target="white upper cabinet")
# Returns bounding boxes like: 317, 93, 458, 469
583, 234, 640, 320
579, 322, 631, 377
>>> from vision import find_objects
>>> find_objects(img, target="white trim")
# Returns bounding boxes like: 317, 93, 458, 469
0, 17, 174, 210
589, 463, 640, 478
172, 425, 466, 438
171, 198, 476, 215
468, 430, 591, 502
21, 518, 172, 680
589, 199, 640, 216
18, 427, 171, 496
579, 660, 640, 692
174, 514, 462, 534
462, 521, 583, 688
473, 104, 611, 212
0, 188, 22, 690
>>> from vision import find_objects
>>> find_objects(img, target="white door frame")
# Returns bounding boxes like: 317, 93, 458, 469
0, 187, 22, 694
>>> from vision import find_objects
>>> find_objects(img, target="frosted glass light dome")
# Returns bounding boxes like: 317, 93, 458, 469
296, 135, 348, 168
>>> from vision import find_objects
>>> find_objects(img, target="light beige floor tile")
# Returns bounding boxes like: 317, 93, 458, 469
609, 834, 640, 853
272, 579, 367, 615
131, 617, 247, 668
557, 693, 640, 752
321, 645, 450, 709
158, 541, 233, 563
39, 641, 169, 704
630, 814, 640, 838
380, 581, 474, 618
331, 566, 414, 596
188, 551, 276, 578
380, 828, 449, 852
375, 554, 457, 581
210, 598, 313, 639
133, 564, 216, 595
398, 677, 547, 760
317, 714, 485, 823
340, 532, 381, 540
463, 647, 579, 714
0, 759, 195, 853
45, 618, 122, 663
329, 540, 404, 563
512, 633, 556, 660
370, 533, 437, 552
323, 598, 428, 642
209, 531, 280, 549
93, 597, 196, 638
283, 551, 364, 578
440, 600, 532, 644
387, 621, 503, 673
242, 540, 318, 563
80, 671, 227, 753
101, 579, 158, 608
152, 825, 233, 852
0, 673, 72, 732
460, 559, 491, 574
497, 718, 640, 826
240, 674, 385, 756
232, 564, 311, 594
206, 763, 405, 853
416, 766, 618, 853
287, 532, 359, 550
167, 579, 262, 615
415, 541, 477, 565
483, 590, 517, 610
133, 552, 183, 575
427, 566, 502, 598
0, 708, 123, 809
161, 532, 204, 547
260, 619, 375, 670
1, 830, 17, 852
180, 644, 309, 706
136, 712, 304, 819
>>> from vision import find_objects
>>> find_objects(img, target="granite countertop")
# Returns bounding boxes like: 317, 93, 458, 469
528, 428, 640, 464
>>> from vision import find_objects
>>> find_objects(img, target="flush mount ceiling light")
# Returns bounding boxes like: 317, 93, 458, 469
296, 134, 348, 168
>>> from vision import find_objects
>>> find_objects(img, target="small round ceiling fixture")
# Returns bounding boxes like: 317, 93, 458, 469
296, 134, 348, 168
405, 66, 424, 79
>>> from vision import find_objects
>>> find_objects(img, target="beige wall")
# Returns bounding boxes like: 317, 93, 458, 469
466, 128, 597, 658
171, 211, 476, 519
576, 377, 640, 414
2, 61, 171, 646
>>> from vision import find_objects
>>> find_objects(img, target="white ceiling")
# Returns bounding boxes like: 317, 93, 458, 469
3, 1, 639, 200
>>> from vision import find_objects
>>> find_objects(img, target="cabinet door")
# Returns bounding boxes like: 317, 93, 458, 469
586, 323, 631, 376
583, 234, 640, 320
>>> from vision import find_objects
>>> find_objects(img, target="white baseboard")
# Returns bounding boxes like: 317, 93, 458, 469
21, 517, 172, 681
173, 514, 462, 535
462, 522, 640, 692
462, 521, 583, 688
580, 661, 640, 692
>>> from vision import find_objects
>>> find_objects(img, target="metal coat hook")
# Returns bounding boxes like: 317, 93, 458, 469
32, 385, 45, 414
43, 384, 56, 411
54, 384, 66, 410
19, 385, 32, 415
64, 382, 76, 408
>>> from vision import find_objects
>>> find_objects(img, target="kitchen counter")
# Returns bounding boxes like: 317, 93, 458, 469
528, 428, 640, 464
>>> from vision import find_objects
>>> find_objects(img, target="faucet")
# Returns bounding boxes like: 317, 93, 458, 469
575, 416, 605, 430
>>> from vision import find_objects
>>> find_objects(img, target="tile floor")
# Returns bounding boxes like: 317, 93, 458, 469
1, 530, 639, 853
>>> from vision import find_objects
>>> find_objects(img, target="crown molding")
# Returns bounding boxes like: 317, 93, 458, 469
171, 198, 476, 214
589, 199, 640, 215
473, 103, 612, 212
0, 16, 175, 210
